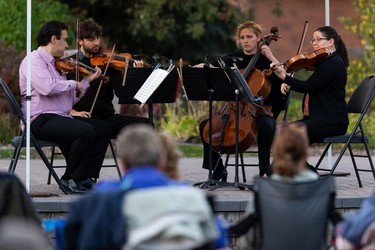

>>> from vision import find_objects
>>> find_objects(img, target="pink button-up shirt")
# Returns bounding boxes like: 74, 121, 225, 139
19, 47, 89, 123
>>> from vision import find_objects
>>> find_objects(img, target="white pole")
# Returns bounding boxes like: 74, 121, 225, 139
325, 0, 333, 169
26, 0, 32, 192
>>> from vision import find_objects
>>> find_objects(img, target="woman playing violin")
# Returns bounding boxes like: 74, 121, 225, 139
272, 26, 349, 171
199, 20, 286, 180
67, 20, 149, 138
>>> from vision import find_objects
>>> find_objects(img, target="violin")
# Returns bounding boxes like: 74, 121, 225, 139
265, 47, 331, 75
283, 47, 331, 73
55, 58, 109, 82
90, 52, 151, 70
202, 27, 281, 154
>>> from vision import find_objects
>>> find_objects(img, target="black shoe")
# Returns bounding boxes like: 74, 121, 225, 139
213, 168, 228, 182
61, 179, 88, 194
260, 167, 272, 177
79, 178, 96, 190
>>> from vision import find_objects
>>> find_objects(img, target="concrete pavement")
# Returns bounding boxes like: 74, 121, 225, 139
0, 152, 374, 212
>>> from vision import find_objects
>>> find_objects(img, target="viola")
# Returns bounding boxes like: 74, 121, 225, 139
202, 27, 281, 154
90, 52, 151, 70
55, 58, 109, 82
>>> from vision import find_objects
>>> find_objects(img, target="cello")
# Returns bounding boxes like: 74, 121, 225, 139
202, 27, 281, 154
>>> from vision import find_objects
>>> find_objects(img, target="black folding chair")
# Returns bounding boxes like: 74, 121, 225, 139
0, 79, 68, 194
46, 139, 121, 184
315, 75, 375, 187
230, 176, 338, 250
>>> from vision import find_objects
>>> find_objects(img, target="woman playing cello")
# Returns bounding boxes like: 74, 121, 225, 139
272, 26, 349, 172
198, 20, 286, 180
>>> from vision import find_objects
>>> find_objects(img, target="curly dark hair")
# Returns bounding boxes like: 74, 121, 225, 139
36, 20, 68, 47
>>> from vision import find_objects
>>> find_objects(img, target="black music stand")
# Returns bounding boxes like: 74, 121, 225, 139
183, 67, 257, 191
117, 68, 179, 125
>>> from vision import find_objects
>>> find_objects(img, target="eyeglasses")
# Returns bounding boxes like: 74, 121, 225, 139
310, 37, 329, 44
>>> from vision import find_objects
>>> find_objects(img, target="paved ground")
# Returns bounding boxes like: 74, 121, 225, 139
1, 152, 374, 203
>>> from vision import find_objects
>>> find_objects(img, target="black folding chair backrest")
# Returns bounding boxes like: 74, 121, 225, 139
347, 75, 375, 114
254, 176, 336, 250
0, 79, 24, 123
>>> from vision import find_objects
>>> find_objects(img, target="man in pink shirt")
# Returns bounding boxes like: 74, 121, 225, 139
19, 20, 111, 193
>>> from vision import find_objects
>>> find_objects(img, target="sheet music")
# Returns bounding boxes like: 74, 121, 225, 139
134, 68, 172, 108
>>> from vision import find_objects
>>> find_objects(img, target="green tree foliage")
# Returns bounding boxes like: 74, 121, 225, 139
0, 0, 75, 51
0, 0, 75, 143
58, 0, 245, 63
339, 0, 375, 147
339, 0, 375, 97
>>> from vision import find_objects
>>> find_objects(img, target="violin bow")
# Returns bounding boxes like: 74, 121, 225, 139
121, 57, 130, 86
75, 19, 80, 82
296, 20, 309, 56
89, 44, 116, 116
177, 58, 189, 100
282, 20, 309, 124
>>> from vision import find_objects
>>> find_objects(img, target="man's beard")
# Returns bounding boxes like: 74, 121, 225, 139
83, 45, 100, 56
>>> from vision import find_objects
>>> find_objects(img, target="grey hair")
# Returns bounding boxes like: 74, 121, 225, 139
116, 125, 165, 169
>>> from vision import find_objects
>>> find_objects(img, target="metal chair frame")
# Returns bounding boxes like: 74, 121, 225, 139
0, 79, 68, 194
315, 75, 375, 187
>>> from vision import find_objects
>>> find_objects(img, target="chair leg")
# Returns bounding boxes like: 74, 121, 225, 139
8, 141, 24, 173
315, 143, 332, 170
47, 146, 56, 185
329, 142, 350, 177
239, 153, 247, 182
348, 144, 363, 188
224, 154, 230, 168
33, 143, 68, 194
364, 139, 375, 180
109, 141, 122, 179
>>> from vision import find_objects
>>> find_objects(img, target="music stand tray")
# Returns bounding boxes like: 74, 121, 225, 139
117, 68, 179, 124
118, 68, 179, 104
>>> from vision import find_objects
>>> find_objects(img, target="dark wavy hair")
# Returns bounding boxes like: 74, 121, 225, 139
36, 20, 68, 47
76, 20, 102, 40
316, 26, 349, 68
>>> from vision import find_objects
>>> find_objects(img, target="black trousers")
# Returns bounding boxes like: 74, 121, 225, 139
31, 114, 111, 180
97, 114, 150, 138
294, 117, 348, 144
199, 115, 276, 174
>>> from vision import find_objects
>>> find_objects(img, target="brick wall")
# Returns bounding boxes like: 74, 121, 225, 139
231, 0, 362, 60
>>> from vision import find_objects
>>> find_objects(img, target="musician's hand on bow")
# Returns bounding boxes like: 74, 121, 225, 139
133, 60, 144, 68
270, 62, 287, 80
71, 109, 91, 118
261, 45, 278, 64
281, 83, 291, 95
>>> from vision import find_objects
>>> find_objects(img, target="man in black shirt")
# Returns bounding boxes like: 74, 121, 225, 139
68, 20, 150, 138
